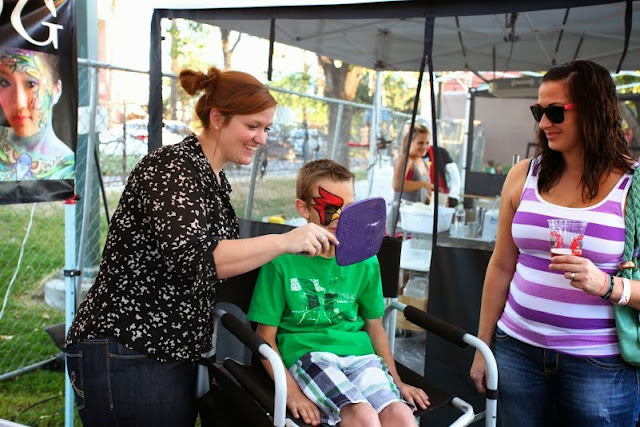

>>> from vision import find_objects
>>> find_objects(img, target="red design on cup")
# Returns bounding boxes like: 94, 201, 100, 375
570, 234, 584, 256
550, 230, 563, 249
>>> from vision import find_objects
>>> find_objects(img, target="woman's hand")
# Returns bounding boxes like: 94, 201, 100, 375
470, 350, 488, 393
287, 386, 322, 426
281, 223, 339, 257
397, 381, 430, 411
548, 254, 608, 296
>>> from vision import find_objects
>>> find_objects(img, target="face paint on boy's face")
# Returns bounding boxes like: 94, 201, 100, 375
312, 186, 344, 226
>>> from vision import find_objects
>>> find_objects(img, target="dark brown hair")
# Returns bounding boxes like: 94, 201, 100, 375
178, 66, 277, 130
535, 59, 631, 200
296, 159, 355, 202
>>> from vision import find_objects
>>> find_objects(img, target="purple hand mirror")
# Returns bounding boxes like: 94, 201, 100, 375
335, 197, 386, 266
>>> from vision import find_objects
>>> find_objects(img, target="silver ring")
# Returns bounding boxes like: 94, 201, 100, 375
317, 233, 324, 241
570, 272, 576, 280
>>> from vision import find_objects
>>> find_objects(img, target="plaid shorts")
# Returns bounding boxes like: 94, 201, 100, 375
289, 352, 409, 426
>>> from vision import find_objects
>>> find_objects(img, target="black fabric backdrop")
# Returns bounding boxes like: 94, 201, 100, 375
0, 0, 76, 204
422, 245, 493, 425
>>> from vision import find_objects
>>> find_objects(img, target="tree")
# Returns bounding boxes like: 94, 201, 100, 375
220, 29, 241, 70
318, 56, 363, 166
614, 74, 640, 148
165, 19, 215, 123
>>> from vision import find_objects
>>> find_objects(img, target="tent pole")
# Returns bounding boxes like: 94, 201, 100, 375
426, 18, 440, 245
65, 65, 99, 427
64, 199, 77, 427
461, 73, 474, 195
367, 70, 383, 197
389, 17, 433, 237
149, 10, 164, 151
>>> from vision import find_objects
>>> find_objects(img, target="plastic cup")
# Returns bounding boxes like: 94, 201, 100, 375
547, 219, 588, 256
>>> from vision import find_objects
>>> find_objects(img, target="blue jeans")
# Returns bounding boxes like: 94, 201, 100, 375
494, 327, 640, 427
65, 336, 198, 426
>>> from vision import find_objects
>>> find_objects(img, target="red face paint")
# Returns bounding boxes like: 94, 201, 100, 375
312, 186, 344, 226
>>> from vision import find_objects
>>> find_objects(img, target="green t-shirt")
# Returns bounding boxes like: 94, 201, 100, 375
247, 253, 385, 368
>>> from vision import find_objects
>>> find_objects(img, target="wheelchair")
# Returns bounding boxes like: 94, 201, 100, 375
196, 219, 497, 426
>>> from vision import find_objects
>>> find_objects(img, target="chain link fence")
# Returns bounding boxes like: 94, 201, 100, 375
0, 60, 382, 380
0, 59, 469, 381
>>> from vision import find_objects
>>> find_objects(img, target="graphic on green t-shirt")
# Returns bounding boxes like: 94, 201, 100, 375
292, 276, 345, 325
247, 254, 384, 368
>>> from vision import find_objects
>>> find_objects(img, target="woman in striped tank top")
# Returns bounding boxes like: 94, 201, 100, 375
470, 60, 640, 426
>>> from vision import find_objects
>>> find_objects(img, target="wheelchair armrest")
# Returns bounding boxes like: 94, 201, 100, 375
383, 301, 498, 426
217, 308, 268, 356
214, 309, 288, 427
385, 301, 467, 347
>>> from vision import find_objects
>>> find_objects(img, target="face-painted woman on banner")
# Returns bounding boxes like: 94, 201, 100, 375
0, 47, 74, 181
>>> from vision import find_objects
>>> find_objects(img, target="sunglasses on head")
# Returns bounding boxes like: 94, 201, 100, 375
530, 103, 576, 124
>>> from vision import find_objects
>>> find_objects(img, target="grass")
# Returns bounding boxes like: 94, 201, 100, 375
0, 165, 369, 425
0, 368, 81, 426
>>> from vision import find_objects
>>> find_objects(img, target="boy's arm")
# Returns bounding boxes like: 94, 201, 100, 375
364, 318, 430, 410
255, 324, 322, 426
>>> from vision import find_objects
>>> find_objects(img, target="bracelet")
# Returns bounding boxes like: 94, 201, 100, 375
597, 273, 609, 297
618, 277, 631, 306
601, 275, 614, 301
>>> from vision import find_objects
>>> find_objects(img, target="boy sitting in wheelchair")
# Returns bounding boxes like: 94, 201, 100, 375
247, 159, 430, 426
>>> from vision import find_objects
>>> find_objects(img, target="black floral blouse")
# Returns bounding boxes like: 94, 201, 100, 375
66, 135, 239, 362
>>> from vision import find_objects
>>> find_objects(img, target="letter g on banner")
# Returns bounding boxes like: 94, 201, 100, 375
8, 0, 63, 49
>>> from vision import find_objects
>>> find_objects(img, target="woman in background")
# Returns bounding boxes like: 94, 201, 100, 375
387, 123, 432, 233
392, 122, 432, 204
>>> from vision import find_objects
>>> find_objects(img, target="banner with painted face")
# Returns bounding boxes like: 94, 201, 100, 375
0, 0, 76, 204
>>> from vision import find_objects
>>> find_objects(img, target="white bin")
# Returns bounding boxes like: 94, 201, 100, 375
400, 205, 455, 234
400, 239, 431, 272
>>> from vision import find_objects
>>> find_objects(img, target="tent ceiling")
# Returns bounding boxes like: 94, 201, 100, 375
166, 1, 639, 72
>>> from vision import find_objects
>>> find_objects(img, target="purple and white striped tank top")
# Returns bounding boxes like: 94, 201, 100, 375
497, 157, 634, 357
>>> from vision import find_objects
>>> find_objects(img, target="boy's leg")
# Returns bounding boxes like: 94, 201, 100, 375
378, 402, 417, 426
289, 352, 370, 426
341, 354, 411, 413
340, 402, 381, 427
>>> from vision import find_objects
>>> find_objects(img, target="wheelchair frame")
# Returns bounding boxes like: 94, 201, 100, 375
197, 226, 498, 426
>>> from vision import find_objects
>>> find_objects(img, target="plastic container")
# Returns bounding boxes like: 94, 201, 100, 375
449, 221, 464, 238
403, 276, 428, 298
400, 205, 455, 234
481, 209, 499, 241
400, 239, 431, 272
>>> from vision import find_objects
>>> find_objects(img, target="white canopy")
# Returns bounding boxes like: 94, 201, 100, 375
151, 0, 639, 72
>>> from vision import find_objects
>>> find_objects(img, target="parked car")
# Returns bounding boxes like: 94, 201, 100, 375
99, 119, 193, 156
290, 128, 328, 157
163, 120, 194, 145
263, 124, 295, 160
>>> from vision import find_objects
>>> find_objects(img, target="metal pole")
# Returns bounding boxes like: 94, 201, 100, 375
366, 71, 383, 197
75, 66, 99, 306
65, 65, 99, 427
64, 199, 77, 427
0, 356, 58, 382
461, 75, 475, 196
330, 104, 344, 161
244, 145, 264, 220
